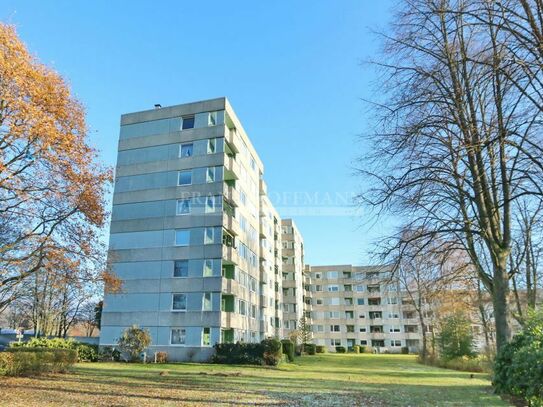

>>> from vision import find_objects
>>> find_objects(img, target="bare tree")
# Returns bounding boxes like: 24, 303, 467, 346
359, 0, 543, 350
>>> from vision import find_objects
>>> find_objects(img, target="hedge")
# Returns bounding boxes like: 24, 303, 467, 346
281, 340, 295, 362
304, 343, 316, 355
262, 338, 283, 366
316, 345, 326, 353
10, 337, 98, 362
0, 348, 77, 376
213, 339, 283, 366
335, 346, 346, 353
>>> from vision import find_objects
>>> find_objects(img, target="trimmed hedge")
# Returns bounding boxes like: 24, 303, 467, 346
304, 343, 316, 355
99, 346, 121, 362
401, 346, 409, 355
213, 339, 283, 366
316, 345, 326, 353
10, 337, 98, 362
335, 346, 346, 353
359, 346, 366, 353
0, 348, 77, 376
281, 340, 295, 362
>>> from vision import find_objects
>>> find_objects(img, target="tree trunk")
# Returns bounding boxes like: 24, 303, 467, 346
492, 262, 511, 350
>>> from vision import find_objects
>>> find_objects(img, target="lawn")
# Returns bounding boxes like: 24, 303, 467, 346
0, 353, 508, 406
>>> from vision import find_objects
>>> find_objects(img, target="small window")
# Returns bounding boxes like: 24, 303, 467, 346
204, 227, 214, 244
174, 260, 188, 277
175, 230, 190, 246
206, 167, 215, 183
171, 328, 186, 345
203, 259, 213, 277
205, 196, 215, 213
178, 171, 192, 186
207, 138, 216, 154
203, 293, 212, 311
202, 327, 211, 346
182, 115, 195, 130
208, 111, 217, 126
172, 294, 186, 310
391, 340, 402, 347
357, 298, 364, 305
330, 325, 340, 332
177, 199, 191, 215
179, 143, 193, 157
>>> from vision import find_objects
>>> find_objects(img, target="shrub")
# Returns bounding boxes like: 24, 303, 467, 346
494, 311, 543, 406
155, 352, 168, 363
304, 343, 316, 355
0, 348, 77, 376
117, 325, 152, 362
316, 345, 326, 353
353, 345, 360, 354
295, 344, 303, 356
261, 338, 282, 366
76, 344, 99, 362
335, 346, 346, 353
99, 346, 121, 362
213, 342, 263, 365
359, 346, 366, 353
281, 340, 295, 362
401, 346, 409, 355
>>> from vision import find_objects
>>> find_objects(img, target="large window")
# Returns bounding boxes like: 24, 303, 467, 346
176, 199, 191, 215
179, 143, 193, 158
174, 260, 188, 277
175, 229, 190, 246
172, 294, 186, 311
204, 227, 214, 244
330, 325, 340, 332
178, 171, 192, 186
206, 167, 215, 183
203, 259, 214, 277
202, 293, 213, 311
202, 327, 211, 346
327, 285, 339, 292
182, 115, 195, 129
171, 328, 186, 345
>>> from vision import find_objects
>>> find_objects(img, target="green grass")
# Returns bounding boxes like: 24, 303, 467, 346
0, 353, 508, 406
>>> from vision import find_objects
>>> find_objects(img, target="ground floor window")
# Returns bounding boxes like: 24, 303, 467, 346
171, 328, 186, 345
202, 327, 211, 346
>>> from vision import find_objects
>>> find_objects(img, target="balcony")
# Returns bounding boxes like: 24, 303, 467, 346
224, 125, 240, 153
224, 155, 240, 181
222, 246, 239, 265
223, 213, 241, 236
223, 185, 238, 207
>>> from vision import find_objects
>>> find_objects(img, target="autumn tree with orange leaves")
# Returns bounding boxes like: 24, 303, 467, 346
0, 23, 114, 315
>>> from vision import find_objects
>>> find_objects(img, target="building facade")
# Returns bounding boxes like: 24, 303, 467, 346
307, 265, 422, 353
280, 219, 305, 339
100, 98, 285, 361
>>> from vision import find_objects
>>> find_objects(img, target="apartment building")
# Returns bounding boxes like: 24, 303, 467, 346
280, 219, 305, 339
100, 98, 284, 361
308, 265, 422, 353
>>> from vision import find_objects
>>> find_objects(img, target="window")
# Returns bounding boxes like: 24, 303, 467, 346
329, 297, 340, 305
172, 294, 186, 311
206, 167, 215, 183
346, 325, 355, 333
203, 292, 213, 311
204, 227, 214, 244
178, 171, 192, 185
250, 304, 257, 319
344, 298, 353, 305
389, 313, 400, 319
179, 143, 193, 157
357, 298, 364, 305
207, 138, 216, 154
331, 339, 341, 346
328, 311, 340, 319
315, 273, 321, 279
316, 298, 323, 305
390, 326, 401, 333
182, 115, 195, 129
171, 328, 186, 345
345, 311, 354, 319
208, 111, 217, 126
391, 340, 402, 347
175, 229, 190, 246
203, 259, 214, 277
387, 297, 398, 304
202, 327, 211, 346
359, 327, 367, 332
356, 285, 364, 292
315, 285, 322, 292
344, 284, 352, 292
174, 260, 188, 277
177, 199, 191, 215
327, 285, 339, 292
315, 325, 324, 332
360, 340, 367, 345
330, 325, 340, 332
238, 300, 247, 315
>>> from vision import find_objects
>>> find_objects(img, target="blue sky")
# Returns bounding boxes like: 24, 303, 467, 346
1, 0, 395, 265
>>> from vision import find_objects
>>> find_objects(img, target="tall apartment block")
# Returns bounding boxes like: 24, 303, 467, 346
308, 265, 422, 353
280, 219, 305, 339
100, 98, 284, 361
